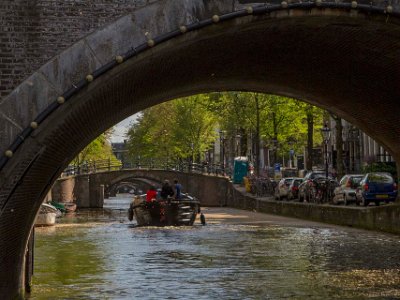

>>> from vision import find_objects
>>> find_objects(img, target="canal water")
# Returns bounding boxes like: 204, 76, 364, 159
29, 195, 400, 299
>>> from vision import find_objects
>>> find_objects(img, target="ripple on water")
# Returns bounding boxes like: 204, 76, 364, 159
30, 197, 400, 299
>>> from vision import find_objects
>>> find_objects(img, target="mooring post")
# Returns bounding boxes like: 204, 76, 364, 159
24, 227, 35, 294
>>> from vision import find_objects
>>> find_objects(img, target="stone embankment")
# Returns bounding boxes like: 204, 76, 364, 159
228, 185, 400, 235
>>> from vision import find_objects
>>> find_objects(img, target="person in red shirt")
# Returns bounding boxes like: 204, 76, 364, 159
146, 186, 157, 202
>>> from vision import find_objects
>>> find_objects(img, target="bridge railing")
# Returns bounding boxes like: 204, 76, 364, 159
62, 158, 233, 178
62, 159, 123, 176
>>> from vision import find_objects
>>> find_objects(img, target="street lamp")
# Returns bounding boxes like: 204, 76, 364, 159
321, 123, 331, 178
219, 130, 226, 174
190, 142, 194, 171
287, 138, 296, 168
271, 138, 278, 166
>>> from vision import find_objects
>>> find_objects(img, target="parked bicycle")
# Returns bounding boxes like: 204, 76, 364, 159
309, 177, 338, 204
248, 176, 276, 197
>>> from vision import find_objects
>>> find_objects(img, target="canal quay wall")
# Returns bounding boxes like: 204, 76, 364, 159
227, 185, 400, 235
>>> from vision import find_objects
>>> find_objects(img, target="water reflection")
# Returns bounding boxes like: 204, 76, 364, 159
29, 195, 400, 299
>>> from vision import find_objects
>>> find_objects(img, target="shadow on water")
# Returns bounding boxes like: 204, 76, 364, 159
28, 194, 400, 299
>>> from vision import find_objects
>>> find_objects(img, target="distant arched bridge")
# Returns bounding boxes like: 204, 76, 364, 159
1, 0, 400, 297
53, 169, 230, 208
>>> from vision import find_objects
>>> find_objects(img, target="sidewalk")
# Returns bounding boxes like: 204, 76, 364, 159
200, 206, 356, 230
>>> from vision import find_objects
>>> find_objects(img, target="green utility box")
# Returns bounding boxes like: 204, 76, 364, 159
233, 156, 248, 184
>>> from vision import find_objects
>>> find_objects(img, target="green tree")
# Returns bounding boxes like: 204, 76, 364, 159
72, 130, 119, 166
172, 95, 218, 162
291, 102, 324, 170
126, 92, 327, 172
126, 95, 218, 163
126, 103, 175, 161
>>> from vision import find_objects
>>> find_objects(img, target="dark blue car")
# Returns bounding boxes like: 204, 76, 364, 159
355, 172, 398, 206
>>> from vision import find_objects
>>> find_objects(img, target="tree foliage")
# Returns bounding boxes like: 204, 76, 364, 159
126, 95, 218, 162
72, 130, 119, 165
125, 92, 326, 167
207, 93, 324, 164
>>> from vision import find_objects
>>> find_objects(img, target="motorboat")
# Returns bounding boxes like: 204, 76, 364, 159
128, 193, 202, 226
50, 201, 77, 213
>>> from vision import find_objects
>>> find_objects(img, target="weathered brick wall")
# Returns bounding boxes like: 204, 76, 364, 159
0, 0, 396, 100
0, 0, 156, 99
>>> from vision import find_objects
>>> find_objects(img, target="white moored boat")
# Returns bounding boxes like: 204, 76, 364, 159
35, 203, 60, 226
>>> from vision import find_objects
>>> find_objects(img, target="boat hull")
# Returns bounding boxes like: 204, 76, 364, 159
129, 195, 200, 226
35, 212, 57, 226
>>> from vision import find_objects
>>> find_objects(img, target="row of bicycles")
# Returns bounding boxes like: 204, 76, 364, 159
302, 177, 339, 204
246, 176, 277, 197
246, 173, 340, 205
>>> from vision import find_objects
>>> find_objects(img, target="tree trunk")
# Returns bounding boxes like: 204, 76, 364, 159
255, 94, 260, 176
306, 106, 314, 171
272, 112, 278, 166
335, 117, 344, 178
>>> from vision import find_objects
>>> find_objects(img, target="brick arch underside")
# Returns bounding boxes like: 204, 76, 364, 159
1, 5, 400, 297
104, 177, 160, 196
99, 170, 195, 196
95, 170, 182, 187
105, 175, 164, 195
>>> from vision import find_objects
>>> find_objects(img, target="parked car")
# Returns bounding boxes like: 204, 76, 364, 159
274, 178, 296, 200
287, 178, 304, 200
355, 172, 398, 206
332, 174, 364, 205
303, 171, 326, 181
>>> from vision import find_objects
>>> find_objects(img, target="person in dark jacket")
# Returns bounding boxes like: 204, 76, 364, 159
173, 179, 182, 200
160, 180, 174, 200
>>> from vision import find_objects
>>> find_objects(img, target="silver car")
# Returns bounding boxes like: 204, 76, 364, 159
332, 174, 364, 205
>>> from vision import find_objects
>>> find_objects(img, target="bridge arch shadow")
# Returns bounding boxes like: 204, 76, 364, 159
105, 174, 164, 197
1, 0, 400, 296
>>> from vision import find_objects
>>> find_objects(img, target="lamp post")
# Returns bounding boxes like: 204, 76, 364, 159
219, 130, 226, 174
190, 142, 194, 171
271, 138, 278, 166
321, 123, 331, 178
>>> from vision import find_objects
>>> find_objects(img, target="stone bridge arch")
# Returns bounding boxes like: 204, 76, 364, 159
88, 169, 224, 206
97, 170, 166, 198
1, 0, 400, 297
107, 181, 145, 197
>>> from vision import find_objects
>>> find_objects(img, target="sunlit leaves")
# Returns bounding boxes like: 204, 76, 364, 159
72, 130, 119, 165
125, 92, 325, 164
126, 96, 217, 162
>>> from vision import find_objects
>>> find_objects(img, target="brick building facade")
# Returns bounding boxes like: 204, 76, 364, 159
0, 0, 154, 99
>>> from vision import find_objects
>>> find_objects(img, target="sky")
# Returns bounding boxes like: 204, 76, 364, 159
110, 114, 139, 143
